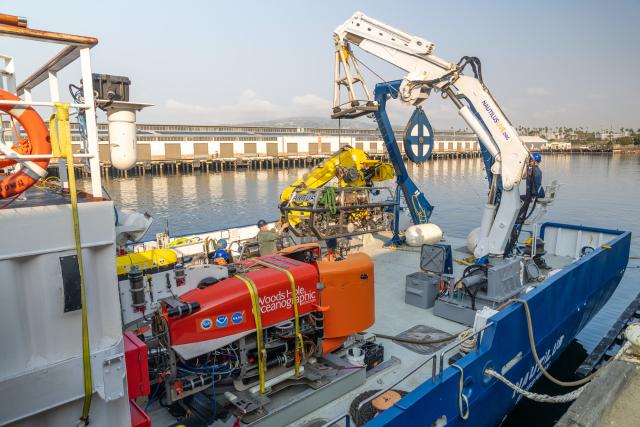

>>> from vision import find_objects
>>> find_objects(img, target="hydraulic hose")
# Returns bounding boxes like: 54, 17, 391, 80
373, 332, 457, 345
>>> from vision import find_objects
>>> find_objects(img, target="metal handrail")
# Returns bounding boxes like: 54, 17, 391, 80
437, 322, 494, 376
0, 153, 95, 160
341, 324, 494, 424
320, 412, 351, 427
344, 322, 494, 426
0, 100, 91, 109
356, 353, 438, 413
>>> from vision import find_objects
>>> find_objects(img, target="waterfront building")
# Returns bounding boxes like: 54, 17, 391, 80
69, 123, 480, 161
520, 135, 571, 151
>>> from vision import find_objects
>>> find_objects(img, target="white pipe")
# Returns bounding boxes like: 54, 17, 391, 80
80, 47, 103, 197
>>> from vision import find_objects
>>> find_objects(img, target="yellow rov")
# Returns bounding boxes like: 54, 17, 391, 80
279, 146, 397, 240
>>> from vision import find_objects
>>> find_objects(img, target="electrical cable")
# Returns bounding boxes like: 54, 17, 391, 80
144, 384, 161, 412
68, 84, 88, 143
504, 163, 537, 256
210, 363, 217, 422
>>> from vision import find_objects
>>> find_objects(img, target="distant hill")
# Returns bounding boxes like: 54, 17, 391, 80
240, 116, 378, 130
239, 116, 472, 134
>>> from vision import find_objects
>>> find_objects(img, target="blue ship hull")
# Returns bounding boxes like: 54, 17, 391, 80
371, 223, 632, 427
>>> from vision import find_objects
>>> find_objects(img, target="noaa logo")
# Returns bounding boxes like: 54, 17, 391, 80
231, 311, 244, 324
216, 315, 229, 328
200, 319, 212, 330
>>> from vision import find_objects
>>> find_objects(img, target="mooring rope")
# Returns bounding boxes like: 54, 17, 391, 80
485, 368, 587, 403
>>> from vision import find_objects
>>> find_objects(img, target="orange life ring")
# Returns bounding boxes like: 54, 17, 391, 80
0, 90, 51, 199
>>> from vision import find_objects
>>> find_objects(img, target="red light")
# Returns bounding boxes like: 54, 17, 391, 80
249, 357, 255, 363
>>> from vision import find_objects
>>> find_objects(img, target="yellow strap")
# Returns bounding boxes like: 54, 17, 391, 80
52, 103, 93, 423
235, 274, 267, 394
49, 103, 71, 158
253, 259, 304, 378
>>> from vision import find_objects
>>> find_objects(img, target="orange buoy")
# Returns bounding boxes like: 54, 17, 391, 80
0, 90, 51, 199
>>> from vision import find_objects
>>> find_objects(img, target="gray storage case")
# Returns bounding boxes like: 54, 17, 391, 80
405, 271, 440, 309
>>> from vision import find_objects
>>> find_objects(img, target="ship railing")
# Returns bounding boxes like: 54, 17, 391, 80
0, 21, 103, 197
320, 412, 352, 427
357, 353, 438, 414
320, 322, 494, 426
437, 321, 494, 376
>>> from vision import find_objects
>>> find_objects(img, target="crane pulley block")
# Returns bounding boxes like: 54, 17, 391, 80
403, 107, 434, 164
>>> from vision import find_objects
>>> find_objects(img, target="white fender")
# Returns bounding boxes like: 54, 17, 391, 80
405, 223, 443, 247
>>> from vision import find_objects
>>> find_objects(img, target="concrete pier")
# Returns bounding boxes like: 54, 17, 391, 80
54, 146, 617, 178
557, 345, 640, 427
59, 123, 615, 178
53, 150, 486, 178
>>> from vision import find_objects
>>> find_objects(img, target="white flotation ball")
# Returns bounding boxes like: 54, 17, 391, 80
466, 227, 481, 253
405, 223, 443, 247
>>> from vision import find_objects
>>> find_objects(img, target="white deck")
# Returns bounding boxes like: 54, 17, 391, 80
295, 234, 473, 426
143, 228, 577, 426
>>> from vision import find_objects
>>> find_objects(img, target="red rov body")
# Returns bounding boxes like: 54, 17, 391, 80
167, 246, 375, 359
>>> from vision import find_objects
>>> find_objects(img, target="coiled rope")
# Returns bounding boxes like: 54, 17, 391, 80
458, 329, 477, 354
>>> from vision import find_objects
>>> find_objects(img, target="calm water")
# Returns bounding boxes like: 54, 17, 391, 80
92, 154, 640, 425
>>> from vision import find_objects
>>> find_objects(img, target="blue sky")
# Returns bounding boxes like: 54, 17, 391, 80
1, 1, 639, 129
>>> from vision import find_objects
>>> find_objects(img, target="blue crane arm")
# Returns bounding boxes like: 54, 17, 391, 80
373, 81, 434, 225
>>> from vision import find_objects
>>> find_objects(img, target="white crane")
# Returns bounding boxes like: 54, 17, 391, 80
333, 12, 532, 259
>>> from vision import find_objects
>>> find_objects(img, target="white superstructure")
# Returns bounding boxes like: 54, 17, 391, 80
0, 19, 132, 426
